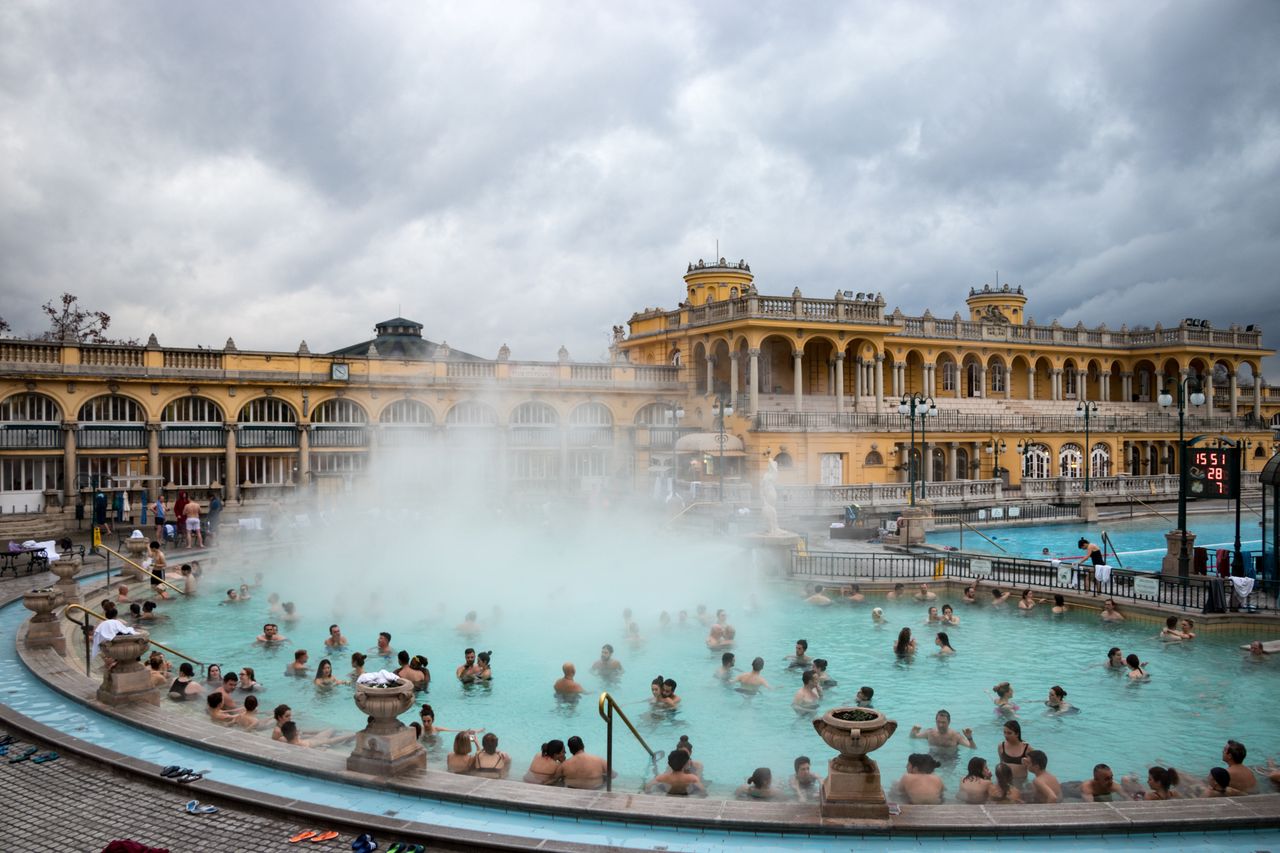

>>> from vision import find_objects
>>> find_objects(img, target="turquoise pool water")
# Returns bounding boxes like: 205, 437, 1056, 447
4, 573, 1280, 850
138, 526, 1280, 801
931, 510, 1267, 570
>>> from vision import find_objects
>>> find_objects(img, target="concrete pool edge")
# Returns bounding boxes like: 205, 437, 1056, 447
10, 588, 1280, 840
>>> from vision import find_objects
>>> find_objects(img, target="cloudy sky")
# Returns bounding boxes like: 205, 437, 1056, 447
1, 1, 1278, 370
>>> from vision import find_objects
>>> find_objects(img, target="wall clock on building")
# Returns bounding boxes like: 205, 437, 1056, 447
331, 363, 349, 381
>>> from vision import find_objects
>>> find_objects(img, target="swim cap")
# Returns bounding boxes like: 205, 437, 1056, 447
872, 607, 883, 617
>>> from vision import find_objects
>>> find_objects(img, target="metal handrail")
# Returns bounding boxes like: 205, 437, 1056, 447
958, 518, 1007, 553
95, 544, 187, 596
665, 500, 716, 525
597, 692, 658, 792
1128, 495, 1174, 523
1102, 531, 1125, 569
63, 603, 205, 677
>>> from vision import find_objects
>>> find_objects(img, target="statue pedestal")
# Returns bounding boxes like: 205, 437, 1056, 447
1161, 530, 1198, 577
743, 532, 805, 577
896, 506, 931, 547
97, 632, 159, 706
812, 707, 897, 821
23, 588, 66, 656
819, 754, 889, 819
1079, 495, 1099, 523
347, 682, 426, 776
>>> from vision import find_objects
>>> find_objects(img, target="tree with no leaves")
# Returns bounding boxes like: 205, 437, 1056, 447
39, 293, 136, 344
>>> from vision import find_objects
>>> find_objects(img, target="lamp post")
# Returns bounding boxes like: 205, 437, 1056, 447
1158, 375, 1206, 578
1076, 401, 1098, 492
1016, 439, 1030, 480
898, 393, 937, 506
987, 438, 1007, 483
712, 394, 733, 503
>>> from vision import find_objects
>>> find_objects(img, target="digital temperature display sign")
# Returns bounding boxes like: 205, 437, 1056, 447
1184, 447, 1240, 500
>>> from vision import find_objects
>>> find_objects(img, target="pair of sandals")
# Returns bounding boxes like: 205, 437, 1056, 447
7, 746, 57, 764
288, 830, 340, 844
385, 844, 425, 852
159, 765, 204, 783
184, 799, 219, 815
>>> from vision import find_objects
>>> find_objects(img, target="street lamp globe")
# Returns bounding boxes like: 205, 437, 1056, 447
1157, 390, 1173, 408
1075, 402, 1086, 418
897, 399, 910, 415
1189, 390, 1206, 406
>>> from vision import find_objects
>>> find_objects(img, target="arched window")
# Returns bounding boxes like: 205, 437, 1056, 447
955, 447, 970, 479
569, 402, 613, 448
774, 452, 793, 469
1090, 443, 1112, 478
511, 402, 559, 425
445, 401, 498, 427
1059, 443, 1084, 478
239, 398, 296, 423
931, 447, 946, 481
379, 400, 433, 424
941, 362, 958, 393
1023, 443, 1050, 479
161, 397, 223, 423
634, 403, 679, 426
569, 402, 613, 426
311, 399, 368, 424
1256, 445, 1267, 458
79, 395, 144, 422
989, 363, 1006, 394
863, 450, 884, 466
1063, 368, 1078, 398
0, 393, 61, 422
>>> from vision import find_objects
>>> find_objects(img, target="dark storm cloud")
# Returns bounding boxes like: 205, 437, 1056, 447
0, 1, 1276, 373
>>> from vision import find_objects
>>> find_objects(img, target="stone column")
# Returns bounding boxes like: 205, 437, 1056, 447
793, 351, 804, 411
146, 422, 161, 481
874, 355, 884, 413
1027, 369, 1036, 401
1254, 373, 1264, 421
347, 681, 426, 776
729, 352, 740, 404
22, 588, 66, 655
1051, 369, 1061, 401
705, 356, 715, 396
297, 424, 311, 489
50, 553, 82, 608
224, 422, 239, 503
1122, 371, 1133, 402
1100, 371, 1111, 402
922, 442, 932, 482
835, 354, 845, 411
977, 366, 987, 398
947, 442, 958, 480
62, 421, 77, 503
1204, 372, 1215, 415
748, 349, 760, 414
1229, 371, 1238, 418
1004, 369, 1012, 400
854, 357, 864, 402
1077, 370, 1087, 402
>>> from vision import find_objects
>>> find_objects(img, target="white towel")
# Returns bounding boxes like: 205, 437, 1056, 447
1230, 576, 1255, 598
1094, 564, 1112, 585
356, 670, 403, 687
130, 530, 145, 539
29, 540, 59, 562
92, 619, 138, 658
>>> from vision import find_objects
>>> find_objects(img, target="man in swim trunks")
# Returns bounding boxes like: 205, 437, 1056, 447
736, 657, 771, 690
457, 648, 483, 682
910, 709, 975, 750
183, 496, 203, 548
1080, 763, 1119, 801
715, 652, 736, 680
324, 624, 348, 650
554, 662, 584, 695
560, 736, 613, 790
590, 644, 623, 676
257, 623, 287, 644
914, 583, 937, 601
646, 749, 704, 796
372, 631, 393, 658
284, 649, 309, 677
1222, 740, 1256, 793
1025, 750, 1061, 803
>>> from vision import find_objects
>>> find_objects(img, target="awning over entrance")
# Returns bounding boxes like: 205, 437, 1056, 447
673, 432, 745, 454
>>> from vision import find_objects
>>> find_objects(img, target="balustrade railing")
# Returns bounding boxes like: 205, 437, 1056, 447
447, 361, 497, 379
80, 346, 145, 368
236, 425, 299, 448
753, 410, 1270, 434
0, 342, 61, 364
76, 425, 146, 449
0, 424, 61, 449
309, 426, 370, 448
163, 350, 223, 370
159, 426, 225, 448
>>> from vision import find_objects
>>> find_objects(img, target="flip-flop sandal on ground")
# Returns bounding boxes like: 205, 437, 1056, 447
0, 746, 9, 756
160, 764, 182, 777
289, 831, 318, 843
185, 800, 201, 814
197, 804, 218, 814
32, 752, 58, 764
351, 834, 377, 853
8, 746, 37, 763
310, 831, 340, 843
175, 772, 204, 783
0, 735, 15, 746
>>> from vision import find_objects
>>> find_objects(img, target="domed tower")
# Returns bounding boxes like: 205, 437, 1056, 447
966, 283, 1028, 325
683, 258, 754, 306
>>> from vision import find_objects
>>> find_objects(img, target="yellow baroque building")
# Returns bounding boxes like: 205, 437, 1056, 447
0, 262, 1276, 515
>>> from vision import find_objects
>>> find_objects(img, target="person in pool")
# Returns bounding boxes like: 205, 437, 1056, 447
349, 652, 367, 680
1159, 616, 1190, 641
1125, 653, 1148, 680
804, 585, 833, 606
962, 584, 979, 605
256, 623, 287, 644
554, 662, 585, 696
238, 667, 263, 692
990, 587, 1012, 606
788, 639, 812, 668
914, 583, 937, 601
313, 659, 346, 687
992, 682, 1019, 716
1045, 685, 1074, 714
886, 583, 906, 601
791, 669, 822, 712
646, 749, 704, 796
715, 652, 736, 680
205, 663, 224, 686
842, 584, 865, 604
789, 756, 820, 802
934, 632, 956, 655
1101, 599, 1125, 622
925, 606, 941, 624
1017, 589, 1042, 611
456, 648, 483, 683
472, 732, 511, 779
658, 678, 680, 708
871, 607, 887, 624
1079, 763, 1119, 801
284, 649, 309, 677
1051, 594, 1068, 614
809, 658, 836, 686
958, 756, 994, 804
167, 662, 204, 701
892, 754, 945, 804
591, 644, 623, 676
1025, 750, 1062, 803
1106, 647, 1126, 669
940, 604, 960, 626
736, 657, 772, 691
523, 740, 566, 786
735, 767, 780, 800
909, 709, 974, 750
997, 719, 1031, 784
323, 624, 348, 650
855, 685, 874, 708
893, 627, 916, 657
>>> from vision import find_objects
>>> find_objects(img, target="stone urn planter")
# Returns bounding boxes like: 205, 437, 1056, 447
22, 587, 66, 654
124, 535, 149, 559
812, 706, 898, 819
50, 554, 83, 606
347, 679, 425, 776
97, 628, 158, 706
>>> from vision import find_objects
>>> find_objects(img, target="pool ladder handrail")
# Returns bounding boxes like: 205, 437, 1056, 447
957, 518, 1007, 553
597, 692, 660, 792
63, 602, 206, 679
95, 544, 188, 597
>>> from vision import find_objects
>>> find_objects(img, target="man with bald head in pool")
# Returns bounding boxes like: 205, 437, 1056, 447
554, 662, 584, 695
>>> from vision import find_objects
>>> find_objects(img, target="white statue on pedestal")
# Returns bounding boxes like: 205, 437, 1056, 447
761, 458, 782, 535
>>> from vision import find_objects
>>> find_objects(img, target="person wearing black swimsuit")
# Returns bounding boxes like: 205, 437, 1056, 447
997, 719, 1031, 783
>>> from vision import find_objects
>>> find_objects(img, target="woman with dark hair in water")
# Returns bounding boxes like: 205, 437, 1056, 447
1125, 653, 1148, 680
958, 756, 993, 804
1106, 647, 1125, 669
991, 762, 1023, 803
894, 627, 917, 657
935, 632, 955, 655
735, 767, 780, 800
997, 719, 1031, 783
524, 740, 566, 785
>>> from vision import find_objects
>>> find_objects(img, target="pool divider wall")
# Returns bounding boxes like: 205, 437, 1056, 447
8, 578, 1280, 839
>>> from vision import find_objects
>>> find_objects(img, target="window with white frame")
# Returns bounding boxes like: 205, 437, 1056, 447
1090, 443, 1112, 478
162, 455, 226, 488
239, 398, 297, 424
1, 457, 63, 491
237, 454, 292, 486
0, 393, 61, 422
312, 399, 368, 424
379, 400, 433, 424
1023, 444, 1050, 479
161, 397, 223, 423
1059, 443, 1084, 478
310, 453, 365, 473
990, 363, 1006, 393
79, 395, 144, 422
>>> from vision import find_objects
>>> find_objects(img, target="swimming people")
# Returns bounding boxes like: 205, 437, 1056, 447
1045, 685, 1073, 714
791, 670, 822, 712
1125, 653, 1148, 680
804, 585, 833, 606
962, 584, 978, 605
284, 649, 309, 677
735, 767, 780, 800
313, 659, 346, 687
997, 720, 1031, 783
957, 756, 993, 803
561, 735, 613, 790
736, 657, 772, 691
591, 644, 623, 676
473, 733, 511, 779
893, 754, 945, 804
940, 604, 960, 626
1051, 594, 1067, 614
1026, 750, 1061, 803
990, 587, 1012, 606
646, 749, 704, 796
992, 682, 1019, 716
789, 756, 820, 802
1106, 647, 1126, 669
1222, 740, 1256, 793
1079, 763, 1118, 801
715, 652, 736, 680
1017, 589, 1041, 611
914, 583, 937, 601
894, 627, 916, 657
256, 623, 287, 644
855, 685, 874, 708
554, 662, 585, 695
871, 607, 886, 624
457, 648, 484, 683
934, 632, 955, 655
524, 740, 566, 785
842, 584, 865, 604
788, 639, 812, 668
323, 624, 348, 650
1100, 599, 1125, 622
